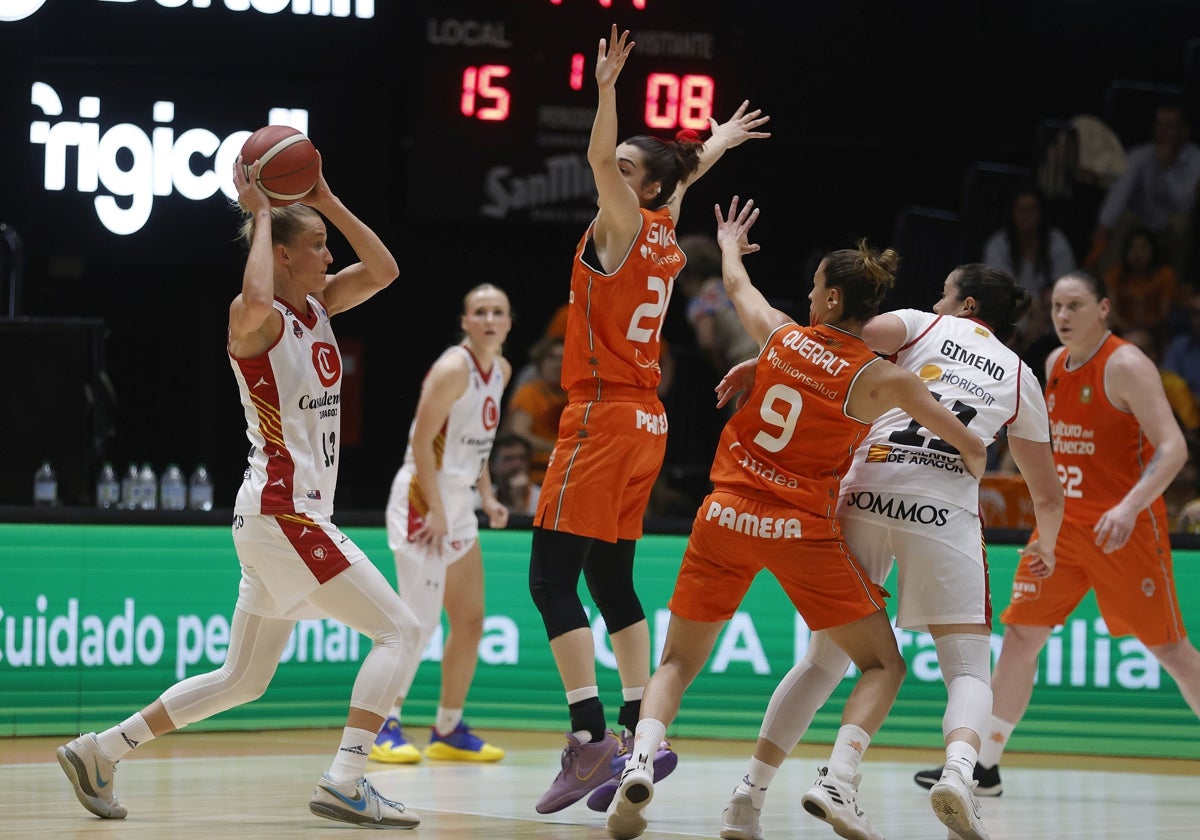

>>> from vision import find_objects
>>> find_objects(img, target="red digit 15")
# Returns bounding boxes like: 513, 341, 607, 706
461, 65, 512, 121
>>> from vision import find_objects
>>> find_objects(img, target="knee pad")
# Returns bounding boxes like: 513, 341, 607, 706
529, 528, 591, 639
936, 632, 993, 740
584, 539, 645, 634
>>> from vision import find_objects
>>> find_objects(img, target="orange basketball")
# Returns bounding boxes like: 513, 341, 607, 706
240, 125, 319, 207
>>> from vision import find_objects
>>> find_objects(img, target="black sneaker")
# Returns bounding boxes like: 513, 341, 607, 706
913, 763, 1002, 797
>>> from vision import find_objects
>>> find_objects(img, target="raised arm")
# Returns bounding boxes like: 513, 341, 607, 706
229, 158, 282, 358
302, 155, 398, 317
587, 26, 642, 262
668, 100, 771, 218
715, 196, 788, 346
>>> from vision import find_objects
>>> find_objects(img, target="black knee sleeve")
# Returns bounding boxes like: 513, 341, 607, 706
529, 527, 592, 640
584, 538, 645, 634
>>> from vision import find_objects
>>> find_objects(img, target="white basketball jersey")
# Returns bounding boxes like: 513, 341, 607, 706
231, 296, 342, 517
840, 310, 1049, 512
400, 344, 504, 490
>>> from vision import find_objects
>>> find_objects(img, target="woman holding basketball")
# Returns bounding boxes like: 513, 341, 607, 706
57, 154, 423, 829
528, 25, 771, 815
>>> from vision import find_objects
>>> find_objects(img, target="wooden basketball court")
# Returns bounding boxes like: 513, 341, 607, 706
4, 728, 1197, 838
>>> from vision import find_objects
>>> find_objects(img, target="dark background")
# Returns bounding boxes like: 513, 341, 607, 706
3, 0, 1200, 510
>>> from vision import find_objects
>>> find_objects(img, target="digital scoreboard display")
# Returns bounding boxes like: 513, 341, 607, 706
396, 0, 737, 224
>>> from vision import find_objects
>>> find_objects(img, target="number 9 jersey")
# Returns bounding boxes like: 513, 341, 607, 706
708, 321, 881, 521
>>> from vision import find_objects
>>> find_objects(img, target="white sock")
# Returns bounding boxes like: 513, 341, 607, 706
387, 705, 402, 721
435, 706, 463, 735
944, 740, 978, 781
631, 718, 667, 771
735, 757, 777, 809
827, 724, 871, 781
96, 713, 155, 761
327, 726, 376, 785
976, 716, 1016, 768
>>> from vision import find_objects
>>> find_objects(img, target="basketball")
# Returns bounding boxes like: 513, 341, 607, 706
239, 125, 319, 206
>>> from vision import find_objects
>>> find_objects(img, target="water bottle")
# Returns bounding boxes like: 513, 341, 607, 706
160, 463, 187, 510
188, 464, 214, 511
33, 461, 59, 507
138, 462, 158, 510
96, 462, 120, 509
121, 463, 140, 509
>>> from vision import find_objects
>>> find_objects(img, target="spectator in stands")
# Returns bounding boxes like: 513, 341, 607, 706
486, 433, 540, 517
677, 233, 760, 376
502, 335, 566, 485
1163, 289, 1200, 399
1085, 98, 1200, 282
1104, 226, 1180, 333
982, 184, 1077, 299
982, 184, 1077, 354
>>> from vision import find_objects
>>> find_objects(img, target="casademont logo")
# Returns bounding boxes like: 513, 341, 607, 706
1, 0, 374, 23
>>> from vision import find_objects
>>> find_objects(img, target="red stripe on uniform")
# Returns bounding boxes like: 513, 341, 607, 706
236, 354, 296, 513
277, 514, 350, 584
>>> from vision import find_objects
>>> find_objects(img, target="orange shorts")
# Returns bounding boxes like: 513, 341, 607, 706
534, 389, 667, 543
1001, 518, 1186, 646
668, 490, 888, 630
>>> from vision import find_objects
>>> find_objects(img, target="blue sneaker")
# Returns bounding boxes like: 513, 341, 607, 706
369, 717, 422, 764
424, 721, 505, 762
586, 734, 677, 812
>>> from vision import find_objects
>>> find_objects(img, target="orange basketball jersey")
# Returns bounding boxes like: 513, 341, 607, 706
710, 322, 881, 517
560, 206, 685, 392
1045, 333, 1167, 525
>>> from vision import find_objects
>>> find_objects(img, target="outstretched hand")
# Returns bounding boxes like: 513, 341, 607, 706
714, 196, 761, 257
707, 100, 772, 148
596, 24, 634, 90
715, 358, 758, 411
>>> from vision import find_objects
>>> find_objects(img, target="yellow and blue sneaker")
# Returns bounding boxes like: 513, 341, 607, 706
423, 721, 505, 762
369, 717, 422, 764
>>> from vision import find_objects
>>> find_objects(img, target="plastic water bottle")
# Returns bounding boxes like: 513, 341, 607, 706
96, 462, 120, 509
160, 463, 187, 510
188, 464, 214, 511
121, 463, 140, 509
33, 461, 58, 507
138, 463, 158, 510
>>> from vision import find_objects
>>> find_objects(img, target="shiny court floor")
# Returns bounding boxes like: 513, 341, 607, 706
3, 728, 1197, 838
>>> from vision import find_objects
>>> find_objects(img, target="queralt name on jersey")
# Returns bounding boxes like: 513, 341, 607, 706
763, 329, 853, 400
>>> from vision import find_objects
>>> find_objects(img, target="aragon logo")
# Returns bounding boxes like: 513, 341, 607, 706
0, 0, 48, 22
311, 342, 341, 387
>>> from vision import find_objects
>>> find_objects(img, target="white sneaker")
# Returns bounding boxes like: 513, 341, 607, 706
605, 763, 653, 840
720, 789, 764, 840
57, 733, 128, 819
800, 765, 885, 840
930, 769, 989, 840
309, 773, 419, 829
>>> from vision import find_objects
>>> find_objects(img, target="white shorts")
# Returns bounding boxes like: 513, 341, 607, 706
837, 490, 988, 632
385, 468, 479, 567
232, 511, 369, 619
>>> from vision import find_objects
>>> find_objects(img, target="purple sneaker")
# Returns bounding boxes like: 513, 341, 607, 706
586, 734, 678, 812
535, 730, 623, 814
